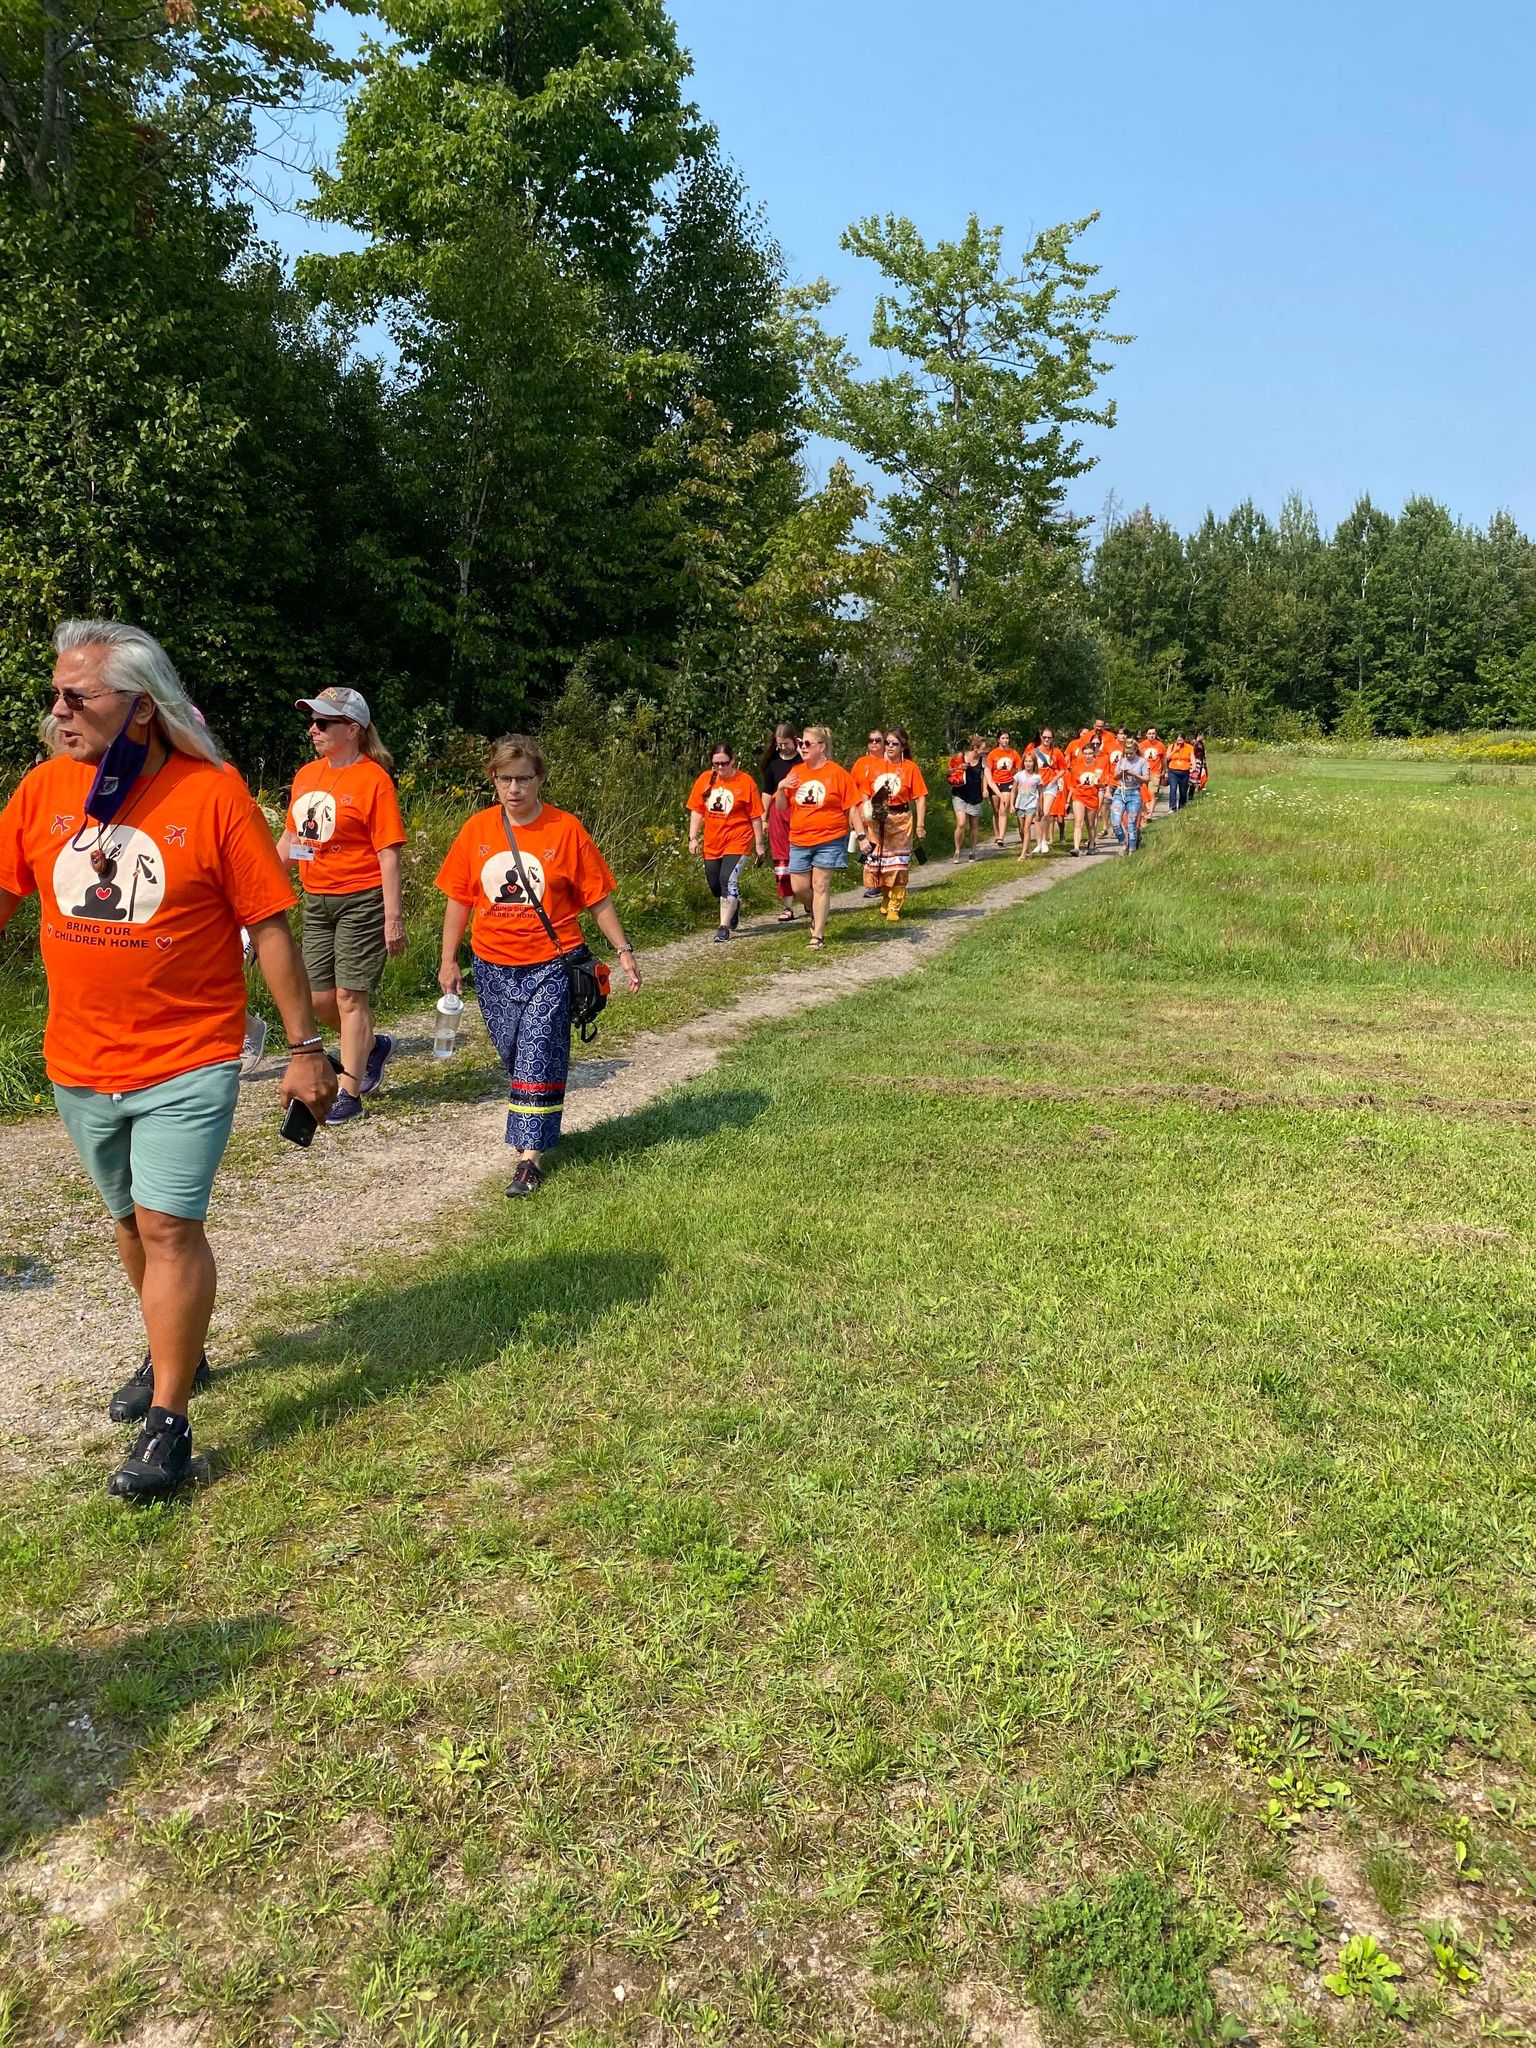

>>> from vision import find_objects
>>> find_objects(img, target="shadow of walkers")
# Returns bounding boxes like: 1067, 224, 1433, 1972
1, 1614, 285, 1860
559, 1084, 771, 1171
240, 1245, 666, 1453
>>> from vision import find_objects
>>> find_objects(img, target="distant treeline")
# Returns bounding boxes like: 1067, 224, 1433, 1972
0, 2, 1515, 790
1089, 495, 1536, 740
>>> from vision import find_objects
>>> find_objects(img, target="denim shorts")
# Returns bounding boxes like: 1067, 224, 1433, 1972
54, 1060, 241, 1221
789, 838, 849, 874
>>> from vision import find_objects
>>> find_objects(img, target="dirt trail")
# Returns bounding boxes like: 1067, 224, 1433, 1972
0, 845, 1092, 1469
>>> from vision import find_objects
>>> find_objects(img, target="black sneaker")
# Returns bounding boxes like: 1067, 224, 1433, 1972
360, 1032, 395, 1096
505, 1160, 545, 1199
107, 1408, 193, 1503
108, 1351, 211, 1425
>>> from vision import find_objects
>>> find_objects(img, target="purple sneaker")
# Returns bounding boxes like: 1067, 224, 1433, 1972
326, 1088, 363, 1125
360, 1032, 394, 1096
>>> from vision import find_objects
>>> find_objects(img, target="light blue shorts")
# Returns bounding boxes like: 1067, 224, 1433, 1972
789, 839, 849, 874
54, 1061, 241, 1222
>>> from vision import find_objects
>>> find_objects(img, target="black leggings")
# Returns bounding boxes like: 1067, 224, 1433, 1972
704, 853, 747, 899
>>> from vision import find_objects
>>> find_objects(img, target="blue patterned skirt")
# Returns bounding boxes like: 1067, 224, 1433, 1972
473, 951, 575, 1152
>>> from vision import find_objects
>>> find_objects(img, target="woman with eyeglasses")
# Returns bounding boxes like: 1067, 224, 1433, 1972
279, 688, 407, 1125
435, 735, 641, 1198
775, 726, 862, 950
860, 728, 927, 921
0, 622, 334, 1502
758, 723, 801, 920
850, 724, 891, 895
687, 742, 765, 942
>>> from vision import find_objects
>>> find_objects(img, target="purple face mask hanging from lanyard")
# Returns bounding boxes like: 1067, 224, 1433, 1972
84, 696, 151, 826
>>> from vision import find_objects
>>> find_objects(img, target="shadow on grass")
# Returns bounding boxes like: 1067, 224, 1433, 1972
559, 1083, 770, 1169
234, 1245, 667, 1453
0, 1613, 285, 1859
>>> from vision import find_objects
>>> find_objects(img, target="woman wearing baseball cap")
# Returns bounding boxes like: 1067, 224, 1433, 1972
281, 689, 408, 1123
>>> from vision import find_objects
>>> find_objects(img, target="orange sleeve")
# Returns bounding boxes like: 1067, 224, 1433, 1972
0, 776, 35, 898
571, 821, 618, 909
686, 772, 710, 816
368, 770, 408, 853
746, 779, 764, 820
434, 818, 480, 905
910, 763, 929, 799
215, 772, 298, 927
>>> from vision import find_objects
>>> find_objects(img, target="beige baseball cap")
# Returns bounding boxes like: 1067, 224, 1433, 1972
296, 686, 370, 725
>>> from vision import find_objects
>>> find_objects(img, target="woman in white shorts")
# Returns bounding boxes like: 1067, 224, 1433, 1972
1012, 752, 1043, 858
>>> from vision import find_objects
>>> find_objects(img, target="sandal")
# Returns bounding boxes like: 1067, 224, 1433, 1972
808, 935, 826, 950
777, 908, 795, 922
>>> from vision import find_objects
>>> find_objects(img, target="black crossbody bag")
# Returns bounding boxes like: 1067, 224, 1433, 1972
500, 813, 610, 1044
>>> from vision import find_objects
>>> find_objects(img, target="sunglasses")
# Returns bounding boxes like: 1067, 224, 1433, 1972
45, 686, 117, 714
868, 735, 883, 746
797, 739, 816, 750
711, 757, 732, 767
308, 715, 347, 730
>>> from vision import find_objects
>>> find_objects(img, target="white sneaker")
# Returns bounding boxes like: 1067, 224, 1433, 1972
240, 1015, 268, 1074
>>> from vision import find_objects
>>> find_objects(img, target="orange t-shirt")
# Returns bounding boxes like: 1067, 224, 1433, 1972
1143, 742, 1167, 777
986, 747, 1022, 789
0, 752, 295, 1093
781, 759, 860, 846
287, 757, 406, 896
850, 752, 887, 801
1168, 743, 1195, 772
864, 759, 929, 807
687, 768, 764, 858
435, 804, 615, 967
1069, 760, 1106, 808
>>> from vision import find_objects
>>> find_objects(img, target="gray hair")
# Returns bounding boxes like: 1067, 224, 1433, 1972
46, 621, 222, 764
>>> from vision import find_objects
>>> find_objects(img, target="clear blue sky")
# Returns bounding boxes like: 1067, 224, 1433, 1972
270, 0, 1536, 539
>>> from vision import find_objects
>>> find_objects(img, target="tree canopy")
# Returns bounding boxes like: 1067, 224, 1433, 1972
0, 0, 1528, 785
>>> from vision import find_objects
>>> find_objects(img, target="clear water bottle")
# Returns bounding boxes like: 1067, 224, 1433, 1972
432, 992, 464, 1058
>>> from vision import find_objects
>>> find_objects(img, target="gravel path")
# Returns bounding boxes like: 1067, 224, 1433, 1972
0, 844, 1093, 1471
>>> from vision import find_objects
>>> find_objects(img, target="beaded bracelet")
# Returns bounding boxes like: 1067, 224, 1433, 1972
286, 1035, 325, 1055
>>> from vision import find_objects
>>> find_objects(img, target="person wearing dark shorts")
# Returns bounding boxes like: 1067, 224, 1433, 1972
687, 742, 766, 942
282, 689, 408, 1124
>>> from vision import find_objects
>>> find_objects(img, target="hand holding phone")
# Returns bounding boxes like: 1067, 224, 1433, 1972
279, 1052, 341, 1146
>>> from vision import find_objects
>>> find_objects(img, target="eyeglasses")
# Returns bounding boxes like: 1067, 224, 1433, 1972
45, 686, 116, 714
495, 772, 539, 786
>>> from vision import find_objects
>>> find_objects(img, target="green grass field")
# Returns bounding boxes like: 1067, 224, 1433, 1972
5, 755, 1536, 2046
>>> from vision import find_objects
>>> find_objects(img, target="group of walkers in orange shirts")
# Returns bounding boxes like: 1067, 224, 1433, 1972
690, 722, 930, 949
948, 721, 1207, 861
0, 615, 1213, 1506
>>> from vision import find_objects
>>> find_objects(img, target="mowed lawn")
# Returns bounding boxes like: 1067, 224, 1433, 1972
7, 754, 1536, 2047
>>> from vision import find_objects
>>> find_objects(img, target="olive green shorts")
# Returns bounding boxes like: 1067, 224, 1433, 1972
54, 1060, 240, 1222
301, 886, 386, 994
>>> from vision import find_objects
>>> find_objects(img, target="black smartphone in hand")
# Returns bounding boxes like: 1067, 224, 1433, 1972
279, 1053, 342, 1148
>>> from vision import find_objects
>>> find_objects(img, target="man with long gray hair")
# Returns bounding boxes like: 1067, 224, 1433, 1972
0, 622, 336, 1501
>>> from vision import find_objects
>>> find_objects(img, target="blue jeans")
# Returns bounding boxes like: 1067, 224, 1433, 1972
788, 838, 848, 874
1110, 787, 1143, 850
1168, 769, 1191, 811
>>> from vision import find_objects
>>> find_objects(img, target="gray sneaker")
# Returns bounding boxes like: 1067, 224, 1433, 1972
240, 1015, 268, 1074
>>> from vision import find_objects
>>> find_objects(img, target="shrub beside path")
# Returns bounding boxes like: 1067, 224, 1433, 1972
0, 847, 1093, 1471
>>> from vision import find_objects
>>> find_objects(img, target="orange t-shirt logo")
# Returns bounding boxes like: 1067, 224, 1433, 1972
706, 787, 736, 815
479, 850, 546, 907
795, 779, 827, 806
52, 826, 167, 927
